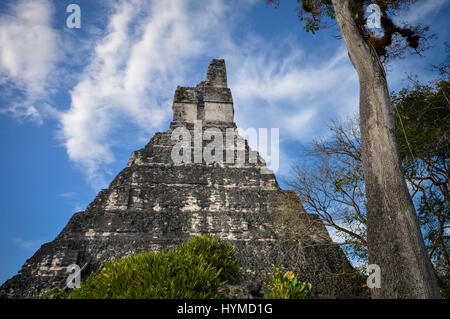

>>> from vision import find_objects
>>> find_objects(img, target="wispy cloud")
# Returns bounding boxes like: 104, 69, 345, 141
59, 0, 241, 189
12, 237, 44, 251
2, 0, 441, 191
400, 0, 449, 24
0, 0, 360, 190
230, 44, 359, 142
0, 0, 61, 123
59, 192, 76, 198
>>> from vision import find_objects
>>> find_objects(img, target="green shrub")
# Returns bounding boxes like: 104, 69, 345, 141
264, 265, 312, 299
41, 235, 239, 299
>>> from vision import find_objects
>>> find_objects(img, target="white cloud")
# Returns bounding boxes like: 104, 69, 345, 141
0, 0, 61, 123
400, 0, 449, 24
59, 192, 76, 198
59, 0, 248, 189
230, 44, 359, 142
12, 237, 44, 251
1, 0, 360, 189
59, 0, 361, 188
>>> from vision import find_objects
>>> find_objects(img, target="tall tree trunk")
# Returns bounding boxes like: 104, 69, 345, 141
331, 0, 441, 299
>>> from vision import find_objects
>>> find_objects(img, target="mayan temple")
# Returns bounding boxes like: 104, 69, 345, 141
0, 59, 363, 299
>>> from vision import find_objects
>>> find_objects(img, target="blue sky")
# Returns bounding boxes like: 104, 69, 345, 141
0, 0, 449, 285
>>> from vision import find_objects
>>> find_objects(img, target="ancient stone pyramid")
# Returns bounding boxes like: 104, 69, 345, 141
1, 59, 362, 299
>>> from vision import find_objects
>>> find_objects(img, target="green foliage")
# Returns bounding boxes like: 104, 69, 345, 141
295, 0, 334, 35
264, 265, 312, 299
393, 78, 449, 162
41, 235, 239, 299
40, 286, 69, 299
392, 75, 449, 297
